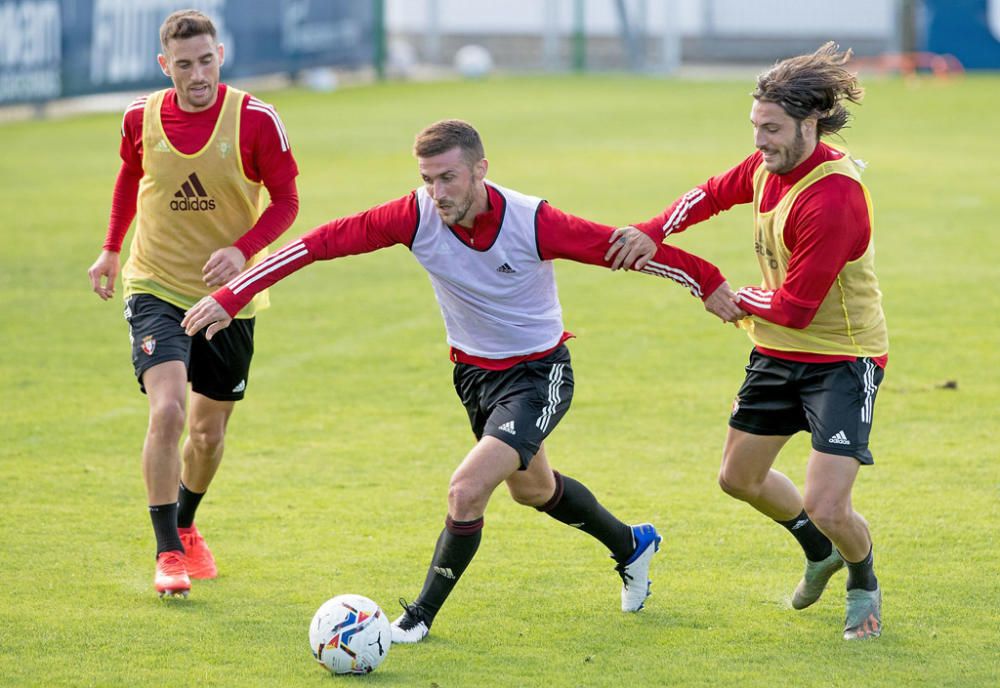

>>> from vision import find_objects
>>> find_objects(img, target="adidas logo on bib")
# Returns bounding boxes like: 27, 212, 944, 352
170, 172, 216, 211
495, 262, 515, 273
828, 430, 850, 445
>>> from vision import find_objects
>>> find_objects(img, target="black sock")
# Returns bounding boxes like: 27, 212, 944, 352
149, 502, 183, 556
177, 482, 205, 529
537, 471, 634, 562
845, 546, 878, 591
777, 510, 833, 562
414, 515, 483, 625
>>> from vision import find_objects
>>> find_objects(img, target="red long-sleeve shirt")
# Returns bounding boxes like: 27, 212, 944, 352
102, 84, 299, 258
214, 184, 727, 369
634, 142, 886, 366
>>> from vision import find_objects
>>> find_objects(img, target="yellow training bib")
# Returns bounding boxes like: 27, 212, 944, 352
744, 151, 888, 357
122, 86, 269, 318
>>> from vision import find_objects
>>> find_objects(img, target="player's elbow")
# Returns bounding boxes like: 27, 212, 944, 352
780, 311, 814, 329
768, 296, 817, 329
283, 191, 300, 222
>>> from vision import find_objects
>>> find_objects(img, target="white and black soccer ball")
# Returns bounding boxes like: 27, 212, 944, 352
309, 594, 391, 675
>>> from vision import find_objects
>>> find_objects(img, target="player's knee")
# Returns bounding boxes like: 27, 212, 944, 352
508, 482, 550, 507
148, 400, 185, 442
718, 468, 758, 502
448, 479, 488, 517
187, 425, 225, 457
804, 498, 849, 533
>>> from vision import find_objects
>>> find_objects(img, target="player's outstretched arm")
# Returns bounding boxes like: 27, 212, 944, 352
88, 250, 121, 301
182, 296, 232, 341
538, 202, 744, 325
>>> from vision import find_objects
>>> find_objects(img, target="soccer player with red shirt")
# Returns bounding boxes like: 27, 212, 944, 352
182, 119, 743, 640
607, 43, 888, 640
87, 10, 298, 597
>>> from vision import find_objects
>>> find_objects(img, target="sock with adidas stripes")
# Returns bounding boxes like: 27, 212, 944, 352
776, 509, 833, 562
537, 471, 634, 562
413, 515, 483, 624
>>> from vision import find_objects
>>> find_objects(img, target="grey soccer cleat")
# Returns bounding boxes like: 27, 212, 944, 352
390, 599, 430, 644
792, 549, 845, 610
843, 586, 882, 640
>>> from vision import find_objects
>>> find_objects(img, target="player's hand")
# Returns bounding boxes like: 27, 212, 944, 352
703, 281, 748, 324
605, 226, 658, 271
202, 246, 246, 287
88, 250, 121, 300
182, 296, 232, 340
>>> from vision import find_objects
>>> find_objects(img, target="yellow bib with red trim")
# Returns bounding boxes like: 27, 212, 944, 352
744, 151, 888, 356
122, 86, 268, 318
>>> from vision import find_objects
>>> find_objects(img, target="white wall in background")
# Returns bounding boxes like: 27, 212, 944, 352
386, 0, 894, 37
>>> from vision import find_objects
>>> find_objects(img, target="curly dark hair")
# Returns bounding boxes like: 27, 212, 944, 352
753, 42, 864, 137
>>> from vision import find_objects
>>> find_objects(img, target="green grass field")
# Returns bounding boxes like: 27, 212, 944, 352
1, 73, 998, 687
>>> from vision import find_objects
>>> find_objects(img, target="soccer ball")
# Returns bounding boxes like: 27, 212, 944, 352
309, 594, 391, 675
454, 44, 494, 79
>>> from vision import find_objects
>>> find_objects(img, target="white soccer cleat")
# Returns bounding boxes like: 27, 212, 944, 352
390, 599, 430, 644
616, 523, 662, 612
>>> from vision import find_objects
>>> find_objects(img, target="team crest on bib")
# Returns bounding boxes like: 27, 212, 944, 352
141, 335, 156, 356
218, 141, 232, 158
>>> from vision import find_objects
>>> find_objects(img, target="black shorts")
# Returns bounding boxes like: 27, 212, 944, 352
124, 293, 255, 401
729, 350, 884, 464
454, 345, 574, 469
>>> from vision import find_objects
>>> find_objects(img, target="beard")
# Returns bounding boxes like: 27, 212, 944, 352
770, 123, 808, 175
437, 191, 474, 225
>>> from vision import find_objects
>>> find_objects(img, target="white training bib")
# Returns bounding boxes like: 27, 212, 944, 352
411, 182, 564, 358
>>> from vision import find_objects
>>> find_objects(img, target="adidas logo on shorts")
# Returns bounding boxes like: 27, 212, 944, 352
828, 430, 851, 445
498, 420, 516, 435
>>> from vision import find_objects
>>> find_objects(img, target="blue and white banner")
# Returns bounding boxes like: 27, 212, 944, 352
924, 0, 1000, 69
0, 0, 62, 102
1, 0, 375, 104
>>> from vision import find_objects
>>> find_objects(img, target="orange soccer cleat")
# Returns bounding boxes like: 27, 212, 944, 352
155, 550, 191, 598
179, 524, 218, 579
